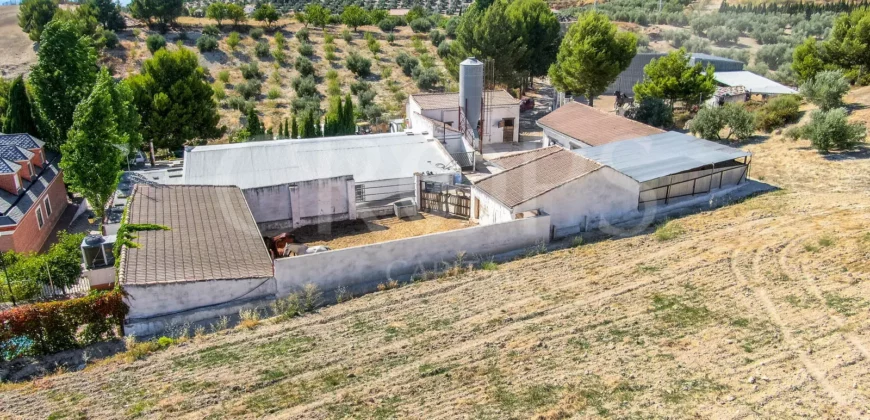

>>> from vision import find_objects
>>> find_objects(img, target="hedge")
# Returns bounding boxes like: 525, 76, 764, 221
0, 290, 128, 360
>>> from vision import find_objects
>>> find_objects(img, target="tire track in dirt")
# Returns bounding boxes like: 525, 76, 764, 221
778, 234, 870, 361
731, 246, 859, 418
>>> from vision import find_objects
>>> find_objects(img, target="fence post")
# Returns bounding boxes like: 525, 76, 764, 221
413, 173, 423, 210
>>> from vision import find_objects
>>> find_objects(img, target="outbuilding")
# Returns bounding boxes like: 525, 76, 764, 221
576, 131, 751, 208
537, 102, 664, 150
472, 146, 639, 231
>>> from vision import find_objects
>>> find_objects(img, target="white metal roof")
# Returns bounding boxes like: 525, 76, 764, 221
713, 71, 798, 95
183, 132, 460, 189
575, 131, 751, 183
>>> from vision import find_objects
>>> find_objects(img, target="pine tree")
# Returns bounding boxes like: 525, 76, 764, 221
291, 114, 298, 138
3, 76, 39, 136
246, 108, 263, 136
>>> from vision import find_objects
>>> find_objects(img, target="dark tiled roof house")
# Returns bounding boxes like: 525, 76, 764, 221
0, 133, 69, 253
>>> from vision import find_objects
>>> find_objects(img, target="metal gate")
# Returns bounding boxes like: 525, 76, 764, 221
420, 181, 471, 218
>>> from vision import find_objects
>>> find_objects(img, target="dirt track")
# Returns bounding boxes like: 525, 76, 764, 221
0, 6, 37, 78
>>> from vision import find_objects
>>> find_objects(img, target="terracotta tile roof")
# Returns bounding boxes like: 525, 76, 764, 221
411, 90, 520, 110
475, 147, 603, 208
536, 102, 664, 147
488, 146, 562, 170
121, 185, 273, 285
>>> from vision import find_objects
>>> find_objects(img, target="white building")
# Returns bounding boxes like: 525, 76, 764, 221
406, 57, 521, 158
472, 146, 639, 230
182, 132, 462, 217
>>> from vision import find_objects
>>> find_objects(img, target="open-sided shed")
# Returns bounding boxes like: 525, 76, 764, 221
576, 132, 751, 207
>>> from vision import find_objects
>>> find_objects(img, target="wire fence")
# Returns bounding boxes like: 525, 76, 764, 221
1, 276, 92, 309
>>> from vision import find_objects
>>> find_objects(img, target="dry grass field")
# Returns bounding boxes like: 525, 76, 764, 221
1, 93, 869, 419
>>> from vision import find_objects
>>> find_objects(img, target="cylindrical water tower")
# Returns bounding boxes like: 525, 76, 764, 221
459, 57, 484, 134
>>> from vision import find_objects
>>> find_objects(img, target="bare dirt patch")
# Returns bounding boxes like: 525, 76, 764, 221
290, 212, 473, 249
0, 6, 37, 78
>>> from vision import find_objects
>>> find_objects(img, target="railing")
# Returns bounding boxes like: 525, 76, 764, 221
639, 164, 748, 206
355, 181, 416, 208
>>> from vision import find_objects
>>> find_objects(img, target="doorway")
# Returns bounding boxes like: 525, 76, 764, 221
502, 118, 515, 142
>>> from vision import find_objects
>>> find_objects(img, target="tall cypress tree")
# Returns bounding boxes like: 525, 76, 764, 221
3, 76, 39, 136
343, 93, 354, 134
313, 115, 321, 137
298, 112, 309, 139
291, 114, 298, 139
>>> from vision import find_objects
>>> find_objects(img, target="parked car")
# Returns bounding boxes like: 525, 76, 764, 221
128, 150, 146, 165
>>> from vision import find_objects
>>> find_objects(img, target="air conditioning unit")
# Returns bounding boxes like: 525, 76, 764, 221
394, 199, 418, 218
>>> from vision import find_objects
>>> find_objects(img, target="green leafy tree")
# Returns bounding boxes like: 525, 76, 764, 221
341, 5, 369, 31
3, 76, 39, 137
800, 70, 850, 111
206, 2, 229, 27
792, 37, 827, 83
0, 78, 11, 129
126, 47, 220, 162
506, 0, 561, 92
629, 97, 674, 129
304, 4, 329, 29
802, 108, 866, 152
130, 0, 183, 27
52, 4, 99, 37
30, 20, 97, 150
453, 0, 526, 86
822, 8, 870, 83
226, 3, 247, 27
291, 114, 298, 138
18, 0, 57, 42
549, 11, 636, 107
634, 48, 716, 108
60, 69, 125, 216
88, 0, 125, 31
253, 3, 280, 29
689, 103, 755, 142
43, 231, 87, 289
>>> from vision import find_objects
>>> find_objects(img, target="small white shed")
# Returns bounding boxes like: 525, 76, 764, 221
471, 146, 639, 231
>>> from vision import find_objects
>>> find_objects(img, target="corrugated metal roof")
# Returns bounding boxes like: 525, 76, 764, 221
121, 185, 274, 285
714, 71, 798, 95
475, 147, 603, 208
183, 132, 460, 189
411, 90, 520, 110
537, 102, 664, 147
575, 132, 750, 183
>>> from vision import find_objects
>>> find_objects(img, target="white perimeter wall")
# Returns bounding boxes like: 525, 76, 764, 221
483, 106, 521, 144
273, 214, 551, 297
244, 176, 357, 232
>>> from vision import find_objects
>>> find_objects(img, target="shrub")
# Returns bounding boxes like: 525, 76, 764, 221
367, 38, 381, 54
324, 33, 334, 44
212, 82, 226, 100
378, 17, 398, 32
386, 32, 395, 44
327, 78, 340, 96
236, 79, 262, 99
250, 27, 264, 40
274, 31, 285, 48
272, 47, 285, 63
655, 220, 684, 241
240, 62, 262, 80
267, 87, 281, 99
800, 70, 850, 111
380, 66, 392, 79
341, 28, 353, 43
227, 95, 254, 114
414, 66, 440, 90
227, 31, 240, 50
254, 40, 270, 57
298, 42, 314, 57
437, 40, 451, 58
345, 51, 371, 76
98, 29, 119, 49
630, 97, 674, 129
663, 29, 690, 48
146, 34, 166, 53
295, 27, 310, 42
802, 108, 866, 152
0, 291, 128, 359
202, 24, 220, 36
217, 69, 230, 83
326, 68, 339, 80
429, 29, 445, 47
410, 18, 432, 33
755, 95, 801, 132
295, 56, 315, 77
350, 80, 371, 95
292, 75, 318, 97
396, 52, 419, 76
690, 103, 756, 142
301, 284, 322, 312
197, 34, 218, 52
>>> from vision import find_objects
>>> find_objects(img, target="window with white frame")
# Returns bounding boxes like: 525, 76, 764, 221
44, 197, 52, 217
36, 206, 44, 229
